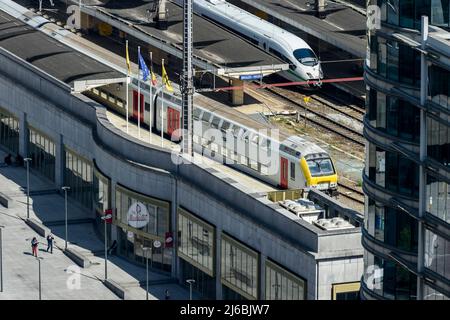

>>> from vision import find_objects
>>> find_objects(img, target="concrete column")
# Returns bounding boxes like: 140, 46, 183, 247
215, 227, 222, 300
18, 112, 27, 157
110, 179, 118, 242
259, 254, 266, 300
229, 79, 244, 106
54, 134, 63, 189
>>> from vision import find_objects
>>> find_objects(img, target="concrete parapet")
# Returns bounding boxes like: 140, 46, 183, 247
63, 247, 92, 268
25, 218, 51, 237
103, 278, 126, 300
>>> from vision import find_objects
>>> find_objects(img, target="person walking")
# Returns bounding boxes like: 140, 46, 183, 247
165, 289, 170, 300
31, 237, 39, 257
46, 234, 54, 254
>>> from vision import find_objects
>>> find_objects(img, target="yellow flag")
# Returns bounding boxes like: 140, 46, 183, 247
125, 41, 131, 74
162, 61, 174, 92
303, 96, 310, 104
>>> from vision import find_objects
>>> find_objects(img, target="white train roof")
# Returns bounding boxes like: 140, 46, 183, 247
197, 0, 312, 52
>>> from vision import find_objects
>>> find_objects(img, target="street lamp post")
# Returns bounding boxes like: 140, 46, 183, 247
36, 256, 43, 300
101, 211, 112, 280
186, 279, 195, 300
0, 225, 4, 293
141, 245, 150, 300
61, 186, 70, 250
24, 158, 32, 219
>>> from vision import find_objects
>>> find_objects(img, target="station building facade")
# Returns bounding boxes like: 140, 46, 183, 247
363, 0, 450, 300
0, 10, 363, 299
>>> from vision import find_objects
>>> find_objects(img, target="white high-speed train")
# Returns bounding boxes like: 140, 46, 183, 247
174, 0, 323, 86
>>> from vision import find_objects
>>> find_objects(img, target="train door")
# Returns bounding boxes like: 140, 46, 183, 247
132, 90, 144, 123
167, 107, 180, 140
280, 157, 288, 189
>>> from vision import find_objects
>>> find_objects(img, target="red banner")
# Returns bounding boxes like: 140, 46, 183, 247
104, 209, 113, 224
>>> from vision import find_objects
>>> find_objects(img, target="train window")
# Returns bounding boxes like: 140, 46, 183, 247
211, 117, 221, 129
145, 102, 150, 111
108, 95, 116, 103
221, 121, 231, 132
201, 112, 211, 122
290, 162, 296, 180
116, 98, 124, 108
92, 88, 99, 95
100, 91, 108, 99
193, 108, 202, 120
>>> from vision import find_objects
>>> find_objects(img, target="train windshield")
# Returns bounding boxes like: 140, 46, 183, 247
307, 158, 335, 176
293, 48, 318, 66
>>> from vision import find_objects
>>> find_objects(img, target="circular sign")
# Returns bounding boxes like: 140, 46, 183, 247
127, 202, 150, 229
153, 240, 161, 248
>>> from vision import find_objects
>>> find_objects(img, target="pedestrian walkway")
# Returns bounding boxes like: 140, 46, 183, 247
0, 149, 196, 300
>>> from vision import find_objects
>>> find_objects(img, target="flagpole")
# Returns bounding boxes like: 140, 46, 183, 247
125, 40, 129, 134
149, 52, 153, 144
137, 46, 141, 139
161, 60, 165, 148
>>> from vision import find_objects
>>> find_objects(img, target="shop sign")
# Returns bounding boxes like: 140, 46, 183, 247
127, 202, 150, 228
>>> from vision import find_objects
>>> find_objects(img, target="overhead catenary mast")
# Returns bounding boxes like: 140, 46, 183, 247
181, 0, 194, 157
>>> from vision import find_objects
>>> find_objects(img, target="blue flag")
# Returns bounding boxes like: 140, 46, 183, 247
138, 50, 150, 82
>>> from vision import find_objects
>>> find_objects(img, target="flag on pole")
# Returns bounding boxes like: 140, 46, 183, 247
125, 40, 131, 74
162, 61, 174, 92
138, 50, 150, 82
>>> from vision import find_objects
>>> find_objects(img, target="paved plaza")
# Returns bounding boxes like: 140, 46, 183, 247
0, 150, 196, 300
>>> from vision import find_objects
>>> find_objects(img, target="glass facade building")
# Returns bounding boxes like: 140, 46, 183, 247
0, 107, 19, 154
363, 1, 450, 299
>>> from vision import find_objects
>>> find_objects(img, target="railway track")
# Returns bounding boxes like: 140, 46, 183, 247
309, 94, 364, 123
263, 86, 365, 147
337, 182, 365, 205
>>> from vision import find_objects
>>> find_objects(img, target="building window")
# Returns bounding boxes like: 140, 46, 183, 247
221, 234, 258, 300
429, 64, 450, 111
64, 149, 93, 209
423, 283, 450, 300
265, 260, 306, 300
29, 127, 56, 182
0, 108, 19, 154
115, 185, 170, 238
424, 229, 450, 279
426, 174, 450, 223
366, 203, 418, 251
363, 250, 417, 300
427, 115, 450, 168
385, 151, 420, 197
178, 208, 215, 276
375, 37, 420, 86
366, 91, 420, 142
332, 282, 361, 300
93, 165, 110, 214
180, 259, 216, 299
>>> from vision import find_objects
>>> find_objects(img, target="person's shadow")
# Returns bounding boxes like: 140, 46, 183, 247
22, 251, 34, 256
